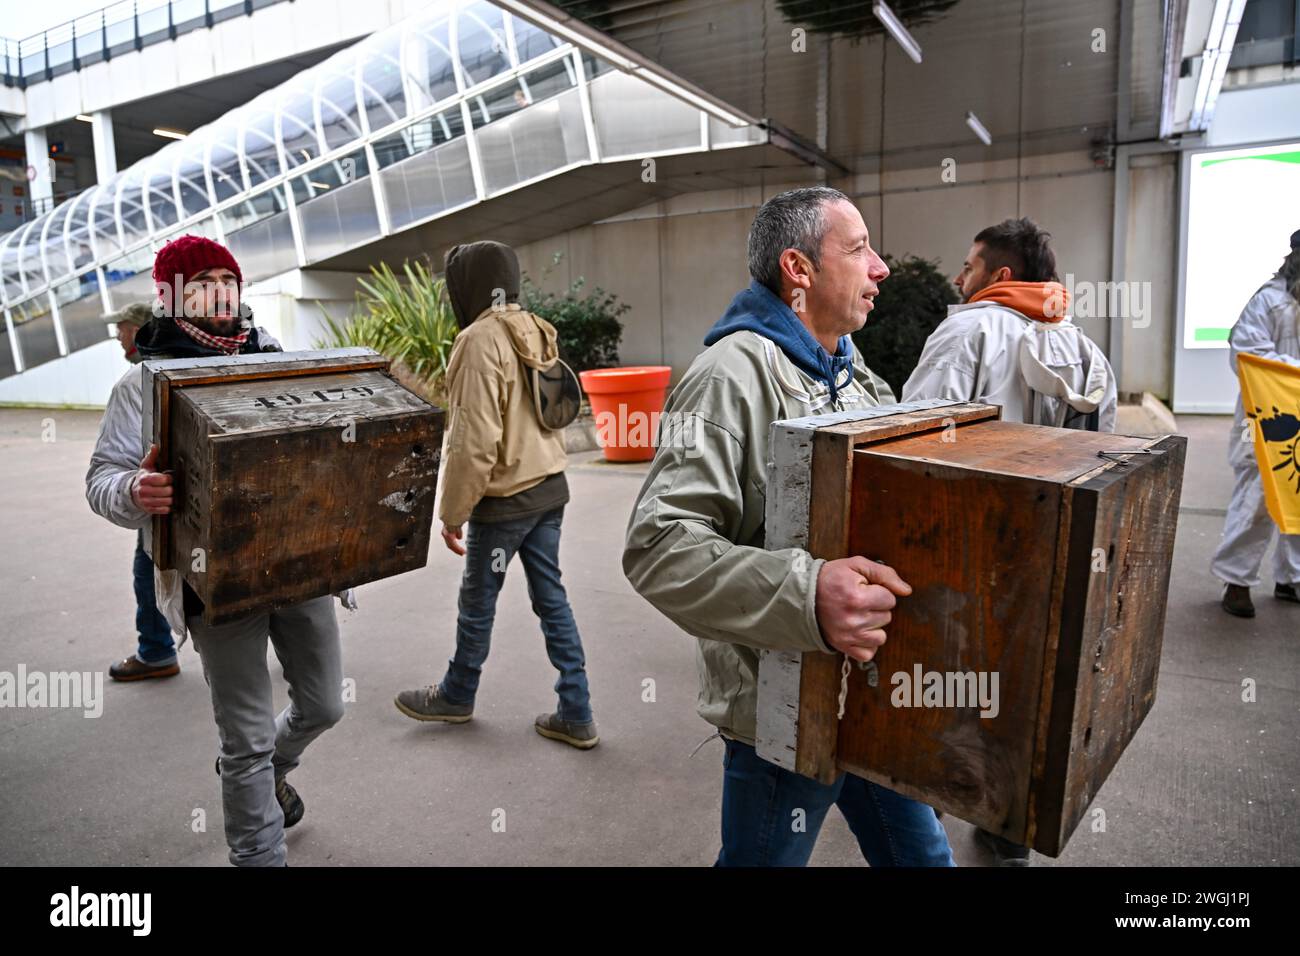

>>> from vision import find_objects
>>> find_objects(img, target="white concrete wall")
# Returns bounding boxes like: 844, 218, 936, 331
0, 338, 131, 408
15, 0, 434, 130
516, 150, 1127, 385
0, 138, 1235, 406
243, 269, 369, 351
1119, 151, 1179, 398
1208, 82, 1300, 148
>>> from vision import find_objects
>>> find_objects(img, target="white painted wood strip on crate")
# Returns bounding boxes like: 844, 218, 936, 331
754, 399, 964, 770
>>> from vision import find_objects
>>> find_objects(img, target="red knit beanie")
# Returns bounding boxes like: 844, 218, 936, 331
152, 235, 242, 303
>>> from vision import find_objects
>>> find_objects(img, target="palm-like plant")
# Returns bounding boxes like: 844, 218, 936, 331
316, 259, 459, 388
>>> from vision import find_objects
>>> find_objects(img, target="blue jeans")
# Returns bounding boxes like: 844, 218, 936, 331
717, 739, 955, 866
439, 507, 592, 723
133, 531, 176, 664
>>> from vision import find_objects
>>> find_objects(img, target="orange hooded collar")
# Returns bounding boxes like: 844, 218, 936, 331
967, 280, 1070, 322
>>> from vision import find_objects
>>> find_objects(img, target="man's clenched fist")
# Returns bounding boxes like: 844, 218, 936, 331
814, 556, 912, 662
130, 443, 174, 515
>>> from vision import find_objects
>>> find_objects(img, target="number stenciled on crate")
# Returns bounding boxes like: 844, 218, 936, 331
253, 386, 377, 409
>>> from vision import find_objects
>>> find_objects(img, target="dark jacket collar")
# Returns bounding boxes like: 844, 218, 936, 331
703, 280, 853, 401
134, 311, 278, 360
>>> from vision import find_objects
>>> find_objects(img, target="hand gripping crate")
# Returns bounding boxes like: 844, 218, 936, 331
755, 400, 1186, 856
141, 348, 445, 625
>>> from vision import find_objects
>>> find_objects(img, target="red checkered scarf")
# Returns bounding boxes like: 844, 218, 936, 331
174, 316, 250, 355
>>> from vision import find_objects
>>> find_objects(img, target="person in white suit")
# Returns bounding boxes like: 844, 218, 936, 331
903, 217, 1117, 433
903, 217, 1118, 867
1211, 230, 1300, 619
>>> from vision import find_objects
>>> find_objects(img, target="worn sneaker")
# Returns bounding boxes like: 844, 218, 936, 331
109, 655, 179, 682
1275, 583, 1299, 604
974, 827, 1031, 867
214, 756, 304, 828
275, 777, 305, 828
534, 712, 599, 750
394, 685, 473, 723
1222, 584, 1256, 618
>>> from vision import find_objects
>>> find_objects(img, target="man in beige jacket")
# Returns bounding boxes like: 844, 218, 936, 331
396, 240, 597, 748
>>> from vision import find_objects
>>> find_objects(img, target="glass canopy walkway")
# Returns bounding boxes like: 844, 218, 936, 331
0, 0, 764, 381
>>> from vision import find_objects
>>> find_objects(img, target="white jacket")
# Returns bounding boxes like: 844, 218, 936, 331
902, 301, 1118, 432
1226, 277, 1300, 467
86, 362, 192, 639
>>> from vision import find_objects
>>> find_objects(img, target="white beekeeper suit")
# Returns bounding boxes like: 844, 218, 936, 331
902, 281, 1118, 432
1209, 276, 1300, 588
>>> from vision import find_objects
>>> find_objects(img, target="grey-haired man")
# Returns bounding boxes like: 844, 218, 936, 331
623, 186, 953, 866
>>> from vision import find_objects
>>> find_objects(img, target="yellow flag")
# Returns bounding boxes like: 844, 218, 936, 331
1238, 352, 1300, 533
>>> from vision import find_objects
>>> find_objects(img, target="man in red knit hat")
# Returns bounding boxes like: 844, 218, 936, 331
86, 234, 347, 867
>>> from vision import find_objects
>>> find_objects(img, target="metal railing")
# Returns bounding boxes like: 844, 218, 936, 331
1, 0, 290, 88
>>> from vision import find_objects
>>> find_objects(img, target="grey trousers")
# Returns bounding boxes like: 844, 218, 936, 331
188, 595, 344, 867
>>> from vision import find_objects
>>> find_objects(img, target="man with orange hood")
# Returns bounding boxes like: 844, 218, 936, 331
902, 217, 1117, 867
902, 217, 1117, 432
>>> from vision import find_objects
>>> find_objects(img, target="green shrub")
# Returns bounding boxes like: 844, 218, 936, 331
521, 255, 627, 372
315, 259, 458, 399
851, 254, 957, 397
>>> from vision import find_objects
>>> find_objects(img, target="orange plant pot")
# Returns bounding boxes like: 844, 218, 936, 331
578, 366, 673, 462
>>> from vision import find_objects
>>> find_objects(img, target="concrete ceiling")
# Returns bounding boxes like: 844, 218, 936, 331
545, 0, 1173, 171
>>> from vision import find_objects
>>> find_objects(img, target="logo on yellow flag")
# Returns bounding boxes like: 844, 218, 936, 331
1238, 352, 1300, 533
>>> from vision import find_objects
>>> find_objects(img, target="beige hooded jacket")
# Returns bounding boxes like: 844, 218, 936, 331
437, 301, 568, 527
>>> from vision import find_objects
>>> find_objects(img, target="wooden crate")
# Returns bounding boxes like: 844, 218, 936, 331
142, 348, 444, 625
755, 400, 1186, 856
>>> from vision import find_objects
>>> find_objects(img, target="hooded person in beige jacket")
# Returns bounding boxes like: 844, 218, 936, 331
395, 240, 597, 748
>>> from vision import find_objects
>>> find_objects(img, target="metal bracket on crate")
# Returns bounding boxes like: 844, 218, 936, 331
1098, 448, 1167, 461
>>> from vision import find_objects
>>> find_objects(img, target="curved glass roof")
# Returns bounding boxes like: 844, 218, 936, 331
0, 0, 566, 307
0, 0, 764, 377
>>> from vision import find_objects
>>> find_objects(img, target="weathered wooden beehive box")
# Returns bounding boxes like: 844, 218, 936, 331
141, 348, 444, 625
755, 400, 1186, 856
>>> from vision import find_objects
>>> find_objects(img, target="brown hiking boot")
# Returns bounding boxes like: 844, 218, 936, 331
109, 655, 179, 682
1222, 585, 1255, 618
1275, 583, 1299, 604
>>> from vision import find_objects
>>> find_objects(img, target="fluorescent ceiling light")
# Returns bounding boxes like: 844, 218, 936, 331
75, 114, 93, 123
308, 181, 331, 190
153, 127, 187, 140
1190, 0, 1247, 130
965, 111, 992, 145
873, 1, 923, 64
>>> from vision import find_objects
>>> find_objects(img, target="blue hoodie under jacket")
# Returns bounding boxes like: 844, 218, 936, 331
703, 280, 854, 402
